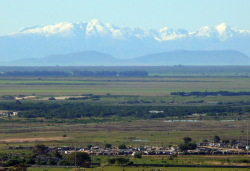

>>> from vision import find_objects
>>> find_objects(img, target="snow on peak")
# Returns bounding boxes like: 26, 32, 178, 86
12, 22, 75, 37
193, 23, 237, 41
215, 23, 228, 32
215, 23, 235, 40
86, 19, 110, 37
7, 19, 250, 41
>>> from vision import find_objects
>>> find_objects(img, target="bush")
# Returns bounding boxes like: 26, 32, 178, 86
25, 158, 35, 165
134, 153, 142, 158
46, 159, 56, 165
57, 159, 69, 166
118, 144, 127, 149
116, 157, 129, 165
87, 145, 92, 150
105, 143, 112, 149
6, 159, 20, 166
107, 158, 116, 165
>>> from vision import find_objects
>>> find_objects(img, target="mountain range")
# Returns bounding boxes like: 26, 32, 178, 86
2, 50, 249, 66
1, 19, 250, 64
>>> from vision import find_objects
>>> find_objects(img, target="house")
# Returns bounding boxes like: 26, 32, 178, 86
149, 110, 164, 114
12, 112, 18, 116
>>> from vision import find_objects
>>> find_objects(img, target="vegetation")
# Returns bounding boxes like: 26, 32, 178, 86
214, 135, 220, 143
118, 144, 127, 149
1, 66, 250, 170
178, 137, 197, 152
66, 152, 91, 167
72, 70, 148, 77
171, 91, 250, 96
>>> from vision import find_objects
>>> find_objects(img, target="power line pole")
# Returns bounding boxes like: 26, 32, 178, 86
247, 122, 249, 164
75, 142, 76, 170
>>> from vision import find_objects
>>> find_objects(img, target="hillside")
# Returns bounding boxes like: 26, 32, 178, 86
2, 50, 249, 66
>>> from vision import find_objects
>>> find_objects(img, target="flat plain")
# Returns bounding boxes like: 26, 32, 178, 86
0, 76, 250, 96
1, 66, 250, 170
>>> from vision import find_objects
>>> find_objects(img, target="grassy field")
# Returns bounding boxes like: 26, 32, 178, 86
0, 76, 250, 96
0, 69, 250, 169
26, 167, 250, 171
0, 119, 248, 148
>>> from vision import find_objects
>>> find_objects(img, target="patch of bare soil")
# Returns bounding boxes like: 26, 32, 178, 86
16, 96, 36, 100
38, 96, 85, 100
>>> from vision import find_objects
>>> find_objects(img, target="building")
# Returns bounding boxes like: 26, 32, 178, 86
149, 110, 164, 114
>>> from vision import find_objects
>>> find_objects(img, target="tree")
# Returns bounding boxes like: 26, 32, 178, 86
57, 159, 69, 166
87, 145, 93, 150
222, 139, 230, 143
53, 151, 62, 159
33, 144, 48, 155
202, 139, 208, 142
178, 143, 197, 152
214, 135, 220, 143
116, 157, 130, 165
8, 163, 27, 171
134, 153, 142, 158
6, 159, 20, 166
231, 139, 237, 145
178, 136, 197, 152
118, 144, 127, 149
105, 143, 112, 149
107, 158, 116, 165
183, 137, 192, 143
25, 158, 35, 165
66, 152, 91, 167
46, 159, 55, 165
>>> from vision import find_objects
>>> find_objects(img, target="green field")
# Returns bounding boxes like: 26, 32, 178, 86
0, 76, 250, 96
1, 66, 250, 169
26, 167, 250, 171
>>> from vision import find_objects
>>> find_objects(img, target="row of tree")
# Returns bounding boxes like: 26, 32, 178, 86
0, 70, 149, 77
1, 70, 69, 76
72, 70, 148, 77
0, 101, 246, 119
171, 91, 250, 96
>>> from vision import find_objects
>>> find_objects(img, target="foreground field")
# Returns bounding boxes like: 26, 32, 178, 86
0, 119, 248, 148
27, 166, 250, 171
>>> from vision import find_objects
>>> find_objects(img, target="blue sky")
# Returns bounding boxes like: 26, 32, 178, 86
0, 0, 249, 35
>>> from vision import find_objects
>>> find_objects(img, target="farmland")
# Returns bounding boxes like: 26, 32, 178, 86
0, 76, 250, 96
1, 66, 250, 170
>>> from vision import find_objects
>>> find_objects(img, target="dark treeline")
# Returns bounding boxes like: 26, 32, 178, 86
171, 91, 250, 96
0, 102, 246, 119
72, 70, 148, 77
0, 70, 148, 77
1, 70, 69, 77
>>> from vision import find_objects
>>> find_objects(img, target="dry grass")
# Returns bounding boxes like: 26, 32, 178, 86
0, 120, 248, 147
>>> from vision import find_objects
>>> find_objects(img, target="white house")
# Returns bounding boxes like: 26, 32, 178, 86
149, 110, 164, 114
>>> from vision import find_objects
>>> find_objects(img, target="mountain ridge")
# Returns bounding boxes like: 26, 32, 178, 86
1, 50, 249, 66
1, 19, 250, 61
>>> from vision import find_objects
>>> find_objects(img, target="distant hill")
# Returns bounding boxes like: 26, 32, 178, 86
129, 50, 250, 65
4, 51, 119, 66
1, 50, 249, 66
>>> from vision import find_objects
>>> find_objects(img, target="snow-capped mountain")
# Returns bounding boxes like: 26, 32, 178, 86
1, 19, 250, 62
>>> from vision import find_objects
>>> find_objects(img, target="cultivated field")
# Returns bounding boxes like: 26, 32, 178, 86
0, 76, 250, 96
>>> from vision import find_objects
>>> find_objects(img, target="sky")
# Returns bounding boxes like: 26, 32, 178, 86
0, 0, 250, 35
